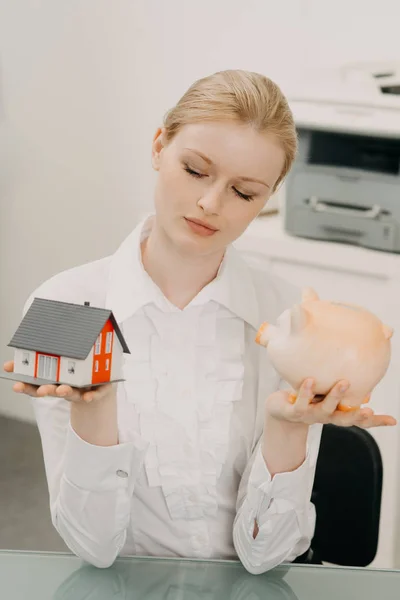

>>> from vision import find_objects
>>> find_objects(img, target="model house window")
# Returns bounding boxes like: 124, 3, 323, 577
22, 352, 30, 366
106, 331, 113, 353
67, 361, 76, 375
105, 359, 110, 371
95, 334, 102, 355
95, 360, 99, 372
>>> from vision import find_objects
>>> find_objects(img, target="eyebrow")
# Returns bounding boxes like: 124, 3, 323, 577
184, 148, 270, 188
237, 176, 270, 189
184, 148, 213, 164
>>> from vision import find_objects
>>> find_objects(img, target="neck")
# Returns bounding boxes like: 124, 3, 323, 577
141, 219, 225, 309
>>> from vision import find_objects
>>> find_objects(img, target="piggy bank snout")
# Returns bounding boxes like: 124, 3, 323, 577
256, 322, 279, 347
255, 322, 269, 346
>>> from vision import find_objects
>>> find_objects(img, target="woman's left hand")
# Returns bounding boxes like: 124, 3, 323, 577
265, 378, 397, 429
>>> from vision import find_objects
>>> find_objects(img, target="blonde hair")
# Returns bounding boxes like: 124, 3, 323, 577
163, 69, 297, 191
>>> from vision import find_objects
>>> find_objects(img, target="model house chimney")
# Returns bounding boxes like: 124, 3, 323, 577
84, 301, 90, 306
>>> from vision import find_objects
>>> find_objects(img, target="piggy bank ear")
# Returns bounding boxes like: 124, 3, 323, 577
302, 287, 319, 302
382, 324, 394, 340
290, 305, 309, 334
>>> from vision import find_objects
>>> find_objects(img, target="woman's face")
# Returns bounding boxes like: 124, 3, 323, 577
151, 120, 285, 256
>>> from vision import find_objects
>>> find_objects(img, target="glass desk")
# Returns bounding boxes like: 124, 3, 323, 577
0, 550, 399, 600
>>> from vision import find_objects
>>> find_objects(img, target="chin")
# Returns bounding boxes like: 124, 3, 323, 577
179, 231, 217, 253
174, 218, 222, 254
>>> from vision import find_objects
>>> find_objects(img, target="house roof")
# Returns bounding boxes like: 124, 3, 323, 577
8, 298, 130, 360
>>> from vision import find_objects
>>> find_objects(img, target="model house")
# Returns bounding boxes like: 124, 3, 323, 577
5, 298, 130, 387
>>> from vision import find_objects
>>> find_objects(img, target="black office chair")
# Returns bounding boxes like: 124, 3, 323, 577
295, 424, 383, 567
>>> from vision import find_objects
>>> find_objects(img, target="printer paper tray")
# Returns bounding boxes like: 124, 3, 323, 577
286, 204, 397, 252
285, 170, 400, 252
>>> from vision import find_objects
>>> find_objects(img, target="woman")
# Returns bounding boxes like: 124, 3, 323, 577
3, 70, 395, 574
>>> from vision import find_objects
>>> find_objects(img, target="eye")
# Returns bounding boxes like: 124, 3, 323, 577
233, 187, 254, 202
183, 163, 206, 178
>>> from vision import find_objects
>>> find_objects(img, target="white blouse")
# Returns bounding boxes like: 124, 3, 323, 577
27, 216, 322, 574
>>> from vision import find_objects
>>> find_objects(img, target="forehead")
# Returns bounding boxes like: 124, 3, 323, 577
172, 121, 285, 180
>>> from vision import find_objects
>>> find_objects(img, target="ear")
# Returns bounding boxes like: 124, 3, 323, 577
302, 287, 319, 302
151, 127, 167, 171
290, 304, 309, 334
382, 324, 394, 340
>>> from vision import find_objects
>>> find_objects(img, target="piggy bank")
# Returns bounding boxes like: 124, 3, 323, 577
255, 287, 393, 411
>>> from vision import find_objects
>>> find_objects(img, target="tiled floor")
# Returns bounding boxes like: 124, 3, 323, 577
0, 416, 67, 552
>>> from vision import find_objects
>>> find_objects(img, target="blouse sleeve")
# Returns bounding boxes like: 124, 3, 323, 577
233, 423, 322, 574
32, 395, 148, 567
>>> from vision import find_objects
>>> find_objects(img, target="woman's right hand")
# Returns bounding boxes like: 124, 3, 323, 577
3, 360, 113, 404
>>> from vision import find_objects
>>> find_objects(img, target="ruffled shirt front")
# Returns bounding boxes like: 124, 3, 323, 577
29, 215, 322, 574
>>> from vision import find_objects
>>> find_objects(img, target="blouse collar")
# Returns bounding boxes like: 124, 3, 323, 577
105, 215, 260, 329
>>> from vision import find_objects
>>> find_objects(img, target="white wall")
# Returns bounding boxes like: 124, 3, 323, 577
1, 0, 400, 421
303, 0, 400, 69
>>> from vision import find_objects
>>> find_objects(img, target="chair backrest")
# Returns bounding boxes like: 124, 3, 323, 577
311, 424, 383, 567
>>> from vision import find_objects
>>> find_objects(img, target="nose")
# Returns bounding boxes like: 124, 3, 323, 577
197, 183, 225, 215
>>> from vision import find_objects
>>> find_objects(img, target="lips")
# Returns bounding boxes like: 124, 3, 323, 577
185, 217, 218, 232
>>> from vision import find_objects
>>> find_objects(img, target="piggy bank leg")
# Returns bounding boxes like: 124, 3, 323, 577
255, 323, 279, 346
337, 403, 358, 412
289, 392, 371, 411
255, 323, 268, 345
338, 394, 371, 412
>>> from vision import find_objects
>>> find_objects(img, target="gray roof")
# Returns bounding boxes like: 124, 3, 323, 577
8, 298, 130, 360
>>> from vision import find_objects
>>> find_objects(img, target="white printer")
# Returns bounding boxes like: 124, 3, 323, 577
284, 62, 400, 252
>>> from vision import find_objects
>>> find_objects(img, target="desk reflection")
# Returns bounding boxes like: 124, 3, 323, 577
53, 559, 299, 600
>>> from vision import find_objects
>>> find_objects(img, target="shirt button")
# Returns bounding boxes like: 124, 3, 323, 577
116, 470, 128, 478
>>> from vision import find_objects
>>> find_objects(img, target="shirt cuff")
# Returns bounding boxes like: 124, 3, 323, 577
248, 443, 313, 516
63, 423, 148, 492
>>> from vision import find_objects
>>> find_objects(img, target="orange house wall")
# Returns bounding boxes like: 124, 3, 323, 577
91, 319, 114, 384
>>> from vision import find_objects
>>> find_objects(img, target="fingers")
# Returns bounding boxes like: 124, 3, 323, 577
3, 361, 14, 373
331, 405, 397, 428
14, 382, 63, 398
292, 379, 315, 413
13, 381, 80, 401
13, 378, 114, 404
286, 376, 397, 429
82, 383, 114, 404
332, 407, 369, 427
358, 413, 397, 428
53, 384, 106, 404
54, 385, 83, 403
36, 384, 59, 397
321, 382, 397, 428
13, 382, 40, 396
319, 380, 350, 416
